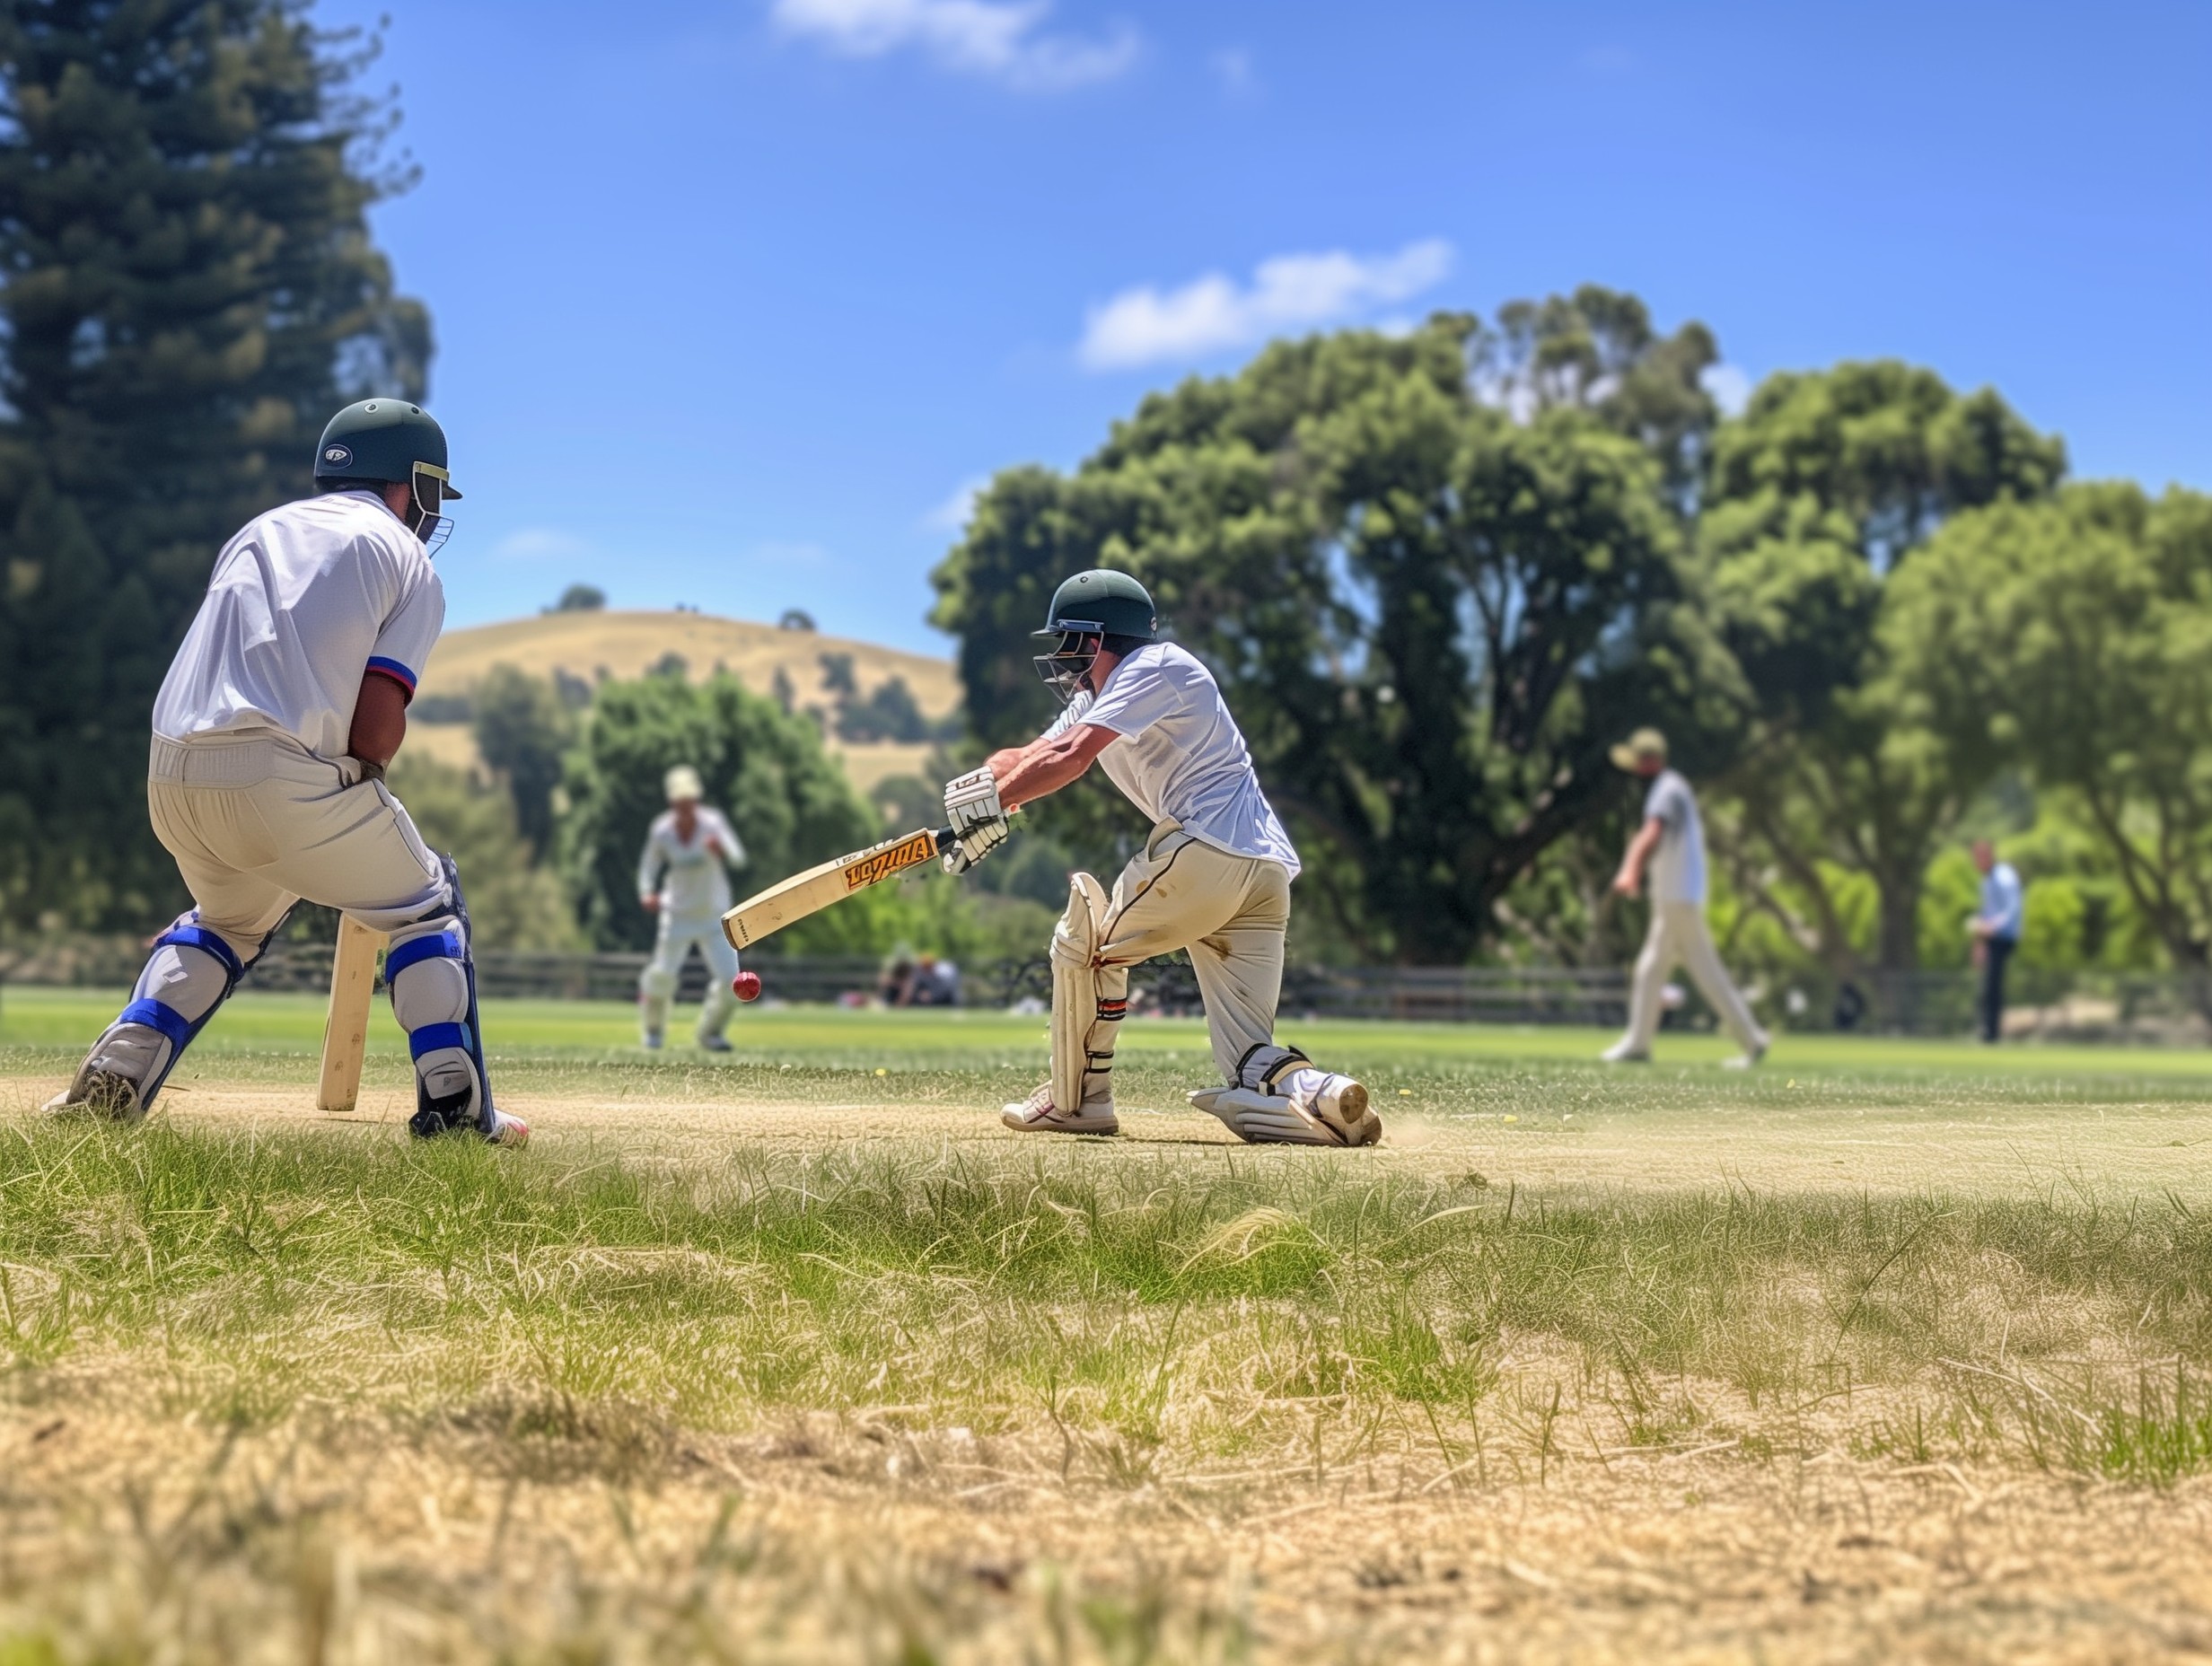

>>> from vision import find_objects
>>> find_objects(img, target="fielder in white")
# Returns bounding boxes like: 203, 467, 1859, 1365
636, 765, 745, 1050
45, 399, 529, 1144
1601, 727, 1769, 1067
939, 570, 1380, 1147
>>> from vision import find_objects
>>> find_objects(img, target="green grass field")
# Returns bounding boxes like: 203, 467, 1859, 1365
4, 989, 2211, 1662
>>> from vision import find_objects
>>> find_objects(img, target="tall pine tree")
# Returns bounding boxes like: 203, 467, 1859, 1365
0, 1, 431, 930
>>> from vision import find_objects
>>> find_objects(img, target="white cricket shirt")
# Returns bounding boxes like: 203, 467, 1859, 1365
637, 807, 745, 917
1050, 642, 1300, 876
152, 491, 444, 760
1643, 768, 1708, 906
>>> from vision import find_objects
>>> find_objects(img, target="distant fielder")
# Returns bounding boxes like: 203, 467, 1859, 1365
939, 570, 1380, 1146
46, 400, 528, 1144
636, 765, 746, 1050
1602, 727, 1769, 1067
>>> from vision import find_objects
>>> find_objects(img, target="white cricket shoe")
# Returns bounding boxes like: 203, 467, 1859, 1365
1599, 1040, 1651, 1064
1000, 1081, 1119, 1136
1721, 1035, 1771, 1070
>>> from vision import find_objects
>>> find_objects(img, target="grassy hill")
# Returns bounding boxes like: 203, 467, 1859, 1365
410, 609, 961, 797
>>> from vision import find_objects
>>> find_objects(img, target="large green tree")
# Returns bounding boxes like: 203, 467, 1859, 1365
470, 664, 574, 863
0, 1, 429, 931
933, 301, 1741, 963
1889, 483, 2212, 983
559, 670, 880, 951
1700, 363, 2065, 975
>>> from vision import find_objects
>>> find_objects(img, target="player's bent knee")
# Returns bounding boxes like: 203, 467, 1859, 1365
386, 924, 470, 1029
1052, 872, 1109, 968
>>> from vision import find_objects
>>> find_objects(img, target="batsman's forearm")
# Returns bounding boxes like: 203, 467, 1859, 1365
993, 741, 1090, 811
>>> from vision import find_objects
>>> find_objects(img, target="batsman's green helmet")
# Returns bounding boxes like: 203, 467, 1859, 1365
1033, 569, 1158, 644
313, 399, 461, 501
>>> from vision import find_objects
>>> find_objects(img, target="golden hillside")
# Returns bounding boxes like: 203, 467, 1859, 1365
408, 609, 960, 797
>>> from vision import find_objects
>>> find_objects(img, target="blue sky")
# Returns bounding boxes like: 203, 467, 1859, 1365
319, 0, 2210, 653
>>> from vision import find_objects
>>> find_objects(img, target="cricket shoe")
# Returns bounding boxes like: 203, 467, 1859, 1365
1720, 1034, 1771, 1071
1189, 1073, 1382, 1148
43, 1025, 168, 1124
408, 1091, 531, 1147
43, 1066, 148, 1125
641, 1031, 664, 1051
698, 1034, 733, 1054
1599, 1040, 1651, 1064
408, 1056, 529, 1147
1000, 1081, 1119, 1136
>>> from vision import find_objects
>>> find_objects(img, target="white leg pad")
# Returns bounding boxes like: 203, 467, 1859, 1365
1050, 872, 1111, 1117
387, 918, 480, 1115
49, 931, 241, 1119
1194, 1051, 1381, 1147
388, 939, 469, 1032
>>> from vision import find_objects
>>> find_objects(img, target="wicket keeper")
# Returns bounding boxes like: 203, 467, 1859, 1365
940, 571, 1380, 1147
45, 400, 528, 1145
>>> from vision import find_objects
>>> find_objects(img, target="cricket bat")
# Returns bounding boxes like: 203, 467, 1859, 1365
721, 827, 953, 950
317, 916, 388, 1113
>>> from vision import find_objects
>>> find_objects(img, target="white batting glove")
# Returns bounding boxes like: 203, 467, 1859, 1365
942, 767, 1010, 874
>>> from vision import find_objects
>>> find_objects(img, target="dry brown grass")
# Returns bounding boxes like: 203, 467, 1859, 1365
9, 1389, 2212, 1662
6, 1069, 2212, 1662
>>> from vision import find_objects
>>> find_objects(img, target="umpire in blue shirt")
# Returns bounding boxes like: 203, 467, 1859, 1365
1969, 840, 2025, 1043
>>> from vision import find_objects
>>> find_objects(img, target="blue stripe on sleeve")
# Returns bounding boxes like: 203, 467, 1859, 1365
365, 655, 418, 693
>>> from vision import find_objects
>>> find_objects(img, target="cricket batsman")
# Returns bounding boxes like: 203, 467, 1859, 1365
636, 765, 746, 1050
44, 399, 529, 1145
941, 571, 1380, 1147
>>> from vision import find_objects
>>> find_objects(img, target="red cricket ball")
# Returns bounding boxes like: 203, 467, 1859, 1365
731, 970, 763, 1003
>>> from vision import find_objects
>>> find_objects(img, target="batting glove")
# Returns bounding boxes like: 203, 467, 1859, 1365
942, 767, 1011, 874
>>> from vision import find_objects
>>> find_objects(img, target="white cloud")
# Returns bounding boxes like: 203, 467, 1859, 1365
924, 476, 989, 533
771, 0, 1138, 90
1078, 239, 1454, 372
492, 527, 589, 561
1701, 362, 1752, 417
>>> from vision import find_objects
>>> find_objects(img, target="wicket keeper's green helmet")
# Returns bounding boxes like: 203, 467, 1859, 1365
1033, 569, 1158, 644
313, 399, 461, 502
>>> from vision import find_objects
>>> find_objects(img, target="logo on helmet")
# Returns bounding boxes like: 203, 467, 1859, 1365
322, 444, 354, 469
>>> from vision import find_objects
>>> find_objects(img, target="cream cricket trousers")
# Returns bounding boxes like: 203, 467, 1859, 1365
1616, 899, 1767, 1057
147, 732, 446, 958
638, 911, 739, 1041
1071, 822, 1292, 1087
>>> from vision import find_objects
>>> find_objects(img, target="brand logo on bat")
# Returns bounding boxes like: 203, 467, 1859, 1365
843, 831, 936, 890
